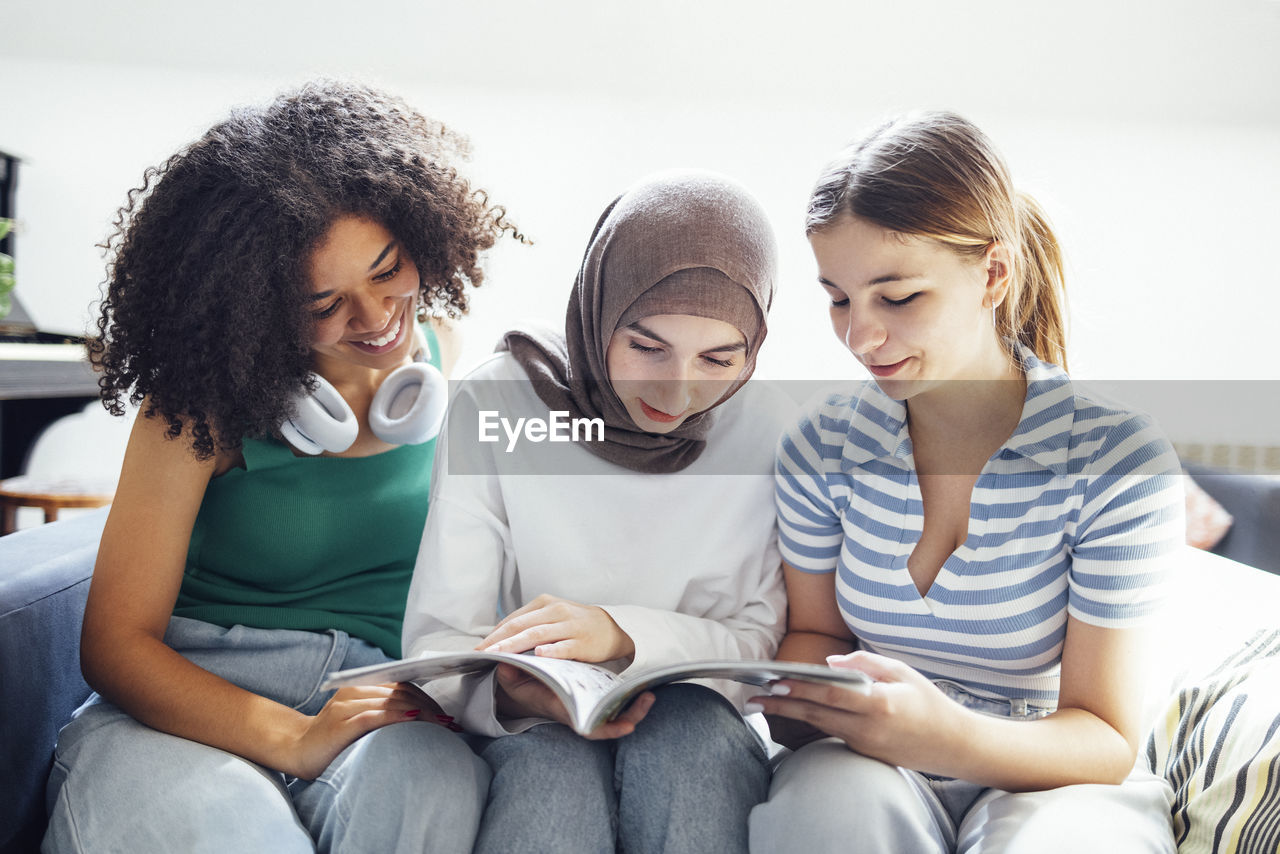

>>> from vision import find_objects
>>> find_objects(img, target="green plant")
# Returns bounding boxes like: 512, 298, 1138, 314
0, 217, 14, 319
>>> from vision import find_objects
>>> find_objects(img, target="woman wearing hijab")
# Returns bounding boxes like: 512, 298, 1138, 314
401, 170, 793, 853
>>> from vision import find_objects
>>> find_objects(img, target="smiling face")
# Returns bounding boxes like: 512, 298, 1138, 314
604, 313, 748, 433
809, 214, 1014, 400
306, 215, 421, 376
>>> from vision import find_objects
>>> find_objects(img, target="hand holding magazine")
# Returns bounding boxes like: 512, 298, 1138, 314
323, 651, 873, 735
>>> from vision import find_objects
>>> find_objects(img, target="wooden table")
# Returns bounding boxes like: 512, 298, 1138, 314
0, 475, 114, 535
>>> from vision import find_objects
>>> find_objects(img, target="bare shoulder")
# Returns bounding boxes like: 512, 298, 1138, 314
107, 409, 221, 539
88, 410, 222, 644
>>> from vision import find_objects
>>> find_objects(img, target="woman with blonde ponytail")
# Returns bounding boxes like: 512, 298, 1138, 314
747, 112, 1184, 852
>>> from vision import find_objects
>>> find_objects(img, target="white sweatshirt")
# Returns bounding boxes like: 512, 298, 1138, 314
402, 351, 792, 736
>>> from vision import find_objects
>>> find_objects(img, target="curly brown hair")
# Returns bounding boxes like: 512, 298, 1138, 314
89, 79, 520, 459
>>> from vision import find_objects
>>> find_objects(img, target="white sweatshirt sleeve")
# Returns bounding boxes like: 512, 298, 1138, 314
400, 372, 544, 736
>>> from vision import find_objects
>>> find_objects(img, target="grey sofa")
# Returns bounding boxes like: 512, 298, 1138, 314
2, 471, 1279, 853
1184, 464, 1280, 575
1, 509, 102, 854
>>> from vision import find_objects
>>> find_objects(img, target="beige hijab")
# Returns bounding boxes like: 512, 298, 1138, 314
500, 170, 777, 473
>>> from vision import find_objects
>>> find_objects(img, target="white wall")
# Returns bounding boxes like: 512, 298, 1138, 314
3, 0, 1279, 452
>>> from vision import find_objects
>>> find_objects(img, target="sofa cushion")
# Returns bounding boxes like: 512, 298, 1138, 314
1183, 465, 1280, 575
1183, 473, 1233, 551
1141, 546, 1280, 854
1146, 630, 1279, 852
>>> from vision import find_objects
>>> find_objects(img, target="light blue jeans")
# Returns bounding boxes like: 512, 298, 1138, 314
749, 680, 1177, 854
42, 617, 490, 854
474, 682, 771, 854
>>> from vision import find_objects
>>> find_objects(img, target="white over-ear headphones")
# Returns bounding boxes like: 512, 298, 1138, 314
279, 332, 448, 456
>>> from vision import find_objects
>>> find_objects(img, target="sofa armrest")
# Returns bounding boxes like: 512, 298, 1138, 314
0, 508, 107, 854
1184, 465, 1280, 576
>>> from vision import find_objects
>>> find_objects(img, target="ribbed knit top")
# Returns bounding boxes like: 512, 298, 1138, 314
176, 330, 440, 657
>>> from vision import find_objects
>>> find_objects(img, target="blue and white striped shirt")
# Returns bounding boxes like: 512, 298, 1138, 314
775, 347, 1185, 704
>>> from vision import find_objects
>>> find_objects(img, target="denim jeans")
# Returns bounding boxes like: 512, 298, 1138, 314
749, 679, 1177, 854
473, 682, 771, 854
42, 617, 490, 854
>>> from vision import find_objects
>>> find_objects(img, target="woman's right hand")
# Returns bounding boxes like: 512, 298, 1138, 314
493, 663, 654, 741
288, 681, 452, 780
480, 594, 635, 664
749, 652, 969, 774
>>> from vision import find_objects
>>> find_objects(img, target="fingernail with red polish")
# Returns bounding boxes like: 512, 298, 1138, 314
404, 710, 421, 718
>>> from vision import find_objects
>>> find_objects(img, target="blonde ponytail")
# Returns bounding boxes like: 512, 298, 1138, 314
999, 192, 1068, 370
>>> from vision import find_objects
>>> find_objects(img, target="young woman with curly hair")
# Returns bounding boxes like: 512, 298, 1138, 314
42, 80, 519, 854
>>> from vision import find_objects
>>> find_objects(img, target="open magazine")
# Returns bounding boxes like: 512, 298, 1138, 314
322, 651, 873, 735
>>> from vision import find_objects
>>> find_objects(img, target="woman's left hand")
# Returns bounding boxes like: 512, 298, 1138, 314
494, 663, 654, 740
750, 650, 965, 772
479, 594, 635, 664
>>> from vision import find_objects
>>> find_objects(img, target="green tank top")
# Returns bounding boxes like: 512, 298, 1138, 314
176, 328, 441, 657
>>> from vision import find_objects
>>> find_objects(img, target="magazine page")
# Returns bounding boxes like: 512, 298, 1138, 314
584, 659, 873, 733
321, 651, 500, 689
321, 649, 624, 727
501, 655, 627, 732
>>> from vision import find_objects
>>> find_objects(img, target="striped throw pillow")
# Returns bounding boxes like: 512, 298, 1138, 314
1146, 629, 1280, 853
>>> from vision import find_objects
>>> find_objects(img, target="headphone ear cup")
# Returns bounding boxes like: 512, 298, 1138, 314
368, 361, 448, 446
279, 373, 360, 455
